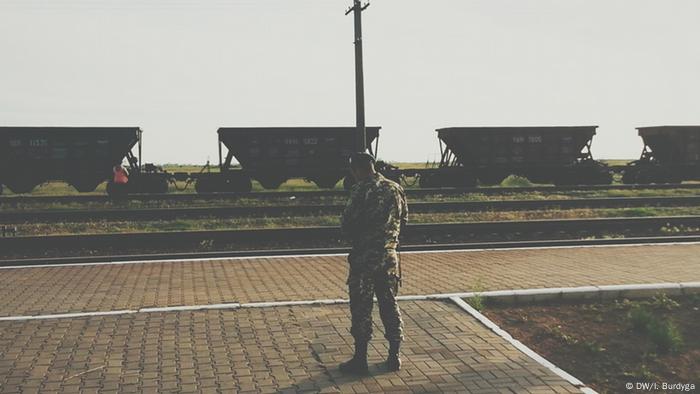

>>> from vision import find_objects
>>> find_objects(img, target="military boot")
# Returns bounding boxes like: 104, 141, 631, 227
385, 340, 401, 371
339, 341, 369, 375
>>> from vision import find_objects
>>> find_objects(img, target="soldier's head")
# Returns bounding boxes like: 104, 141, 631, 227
349, 152, 376, 181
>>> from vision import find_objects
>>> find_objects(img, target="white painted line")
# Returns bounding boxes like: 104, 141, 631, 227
0, 282, 696, 322
140, 303, 241, 313
397, 292, 477, 301
0, 253, 349, 270
239, 299, 347, 308
2, 241, 699, 270
449, 297, 597, 394
0, 309, 137, 322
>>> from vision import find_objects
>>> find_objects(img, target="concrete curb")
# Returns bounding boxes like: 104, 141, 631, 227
443, 282, 699, 394
450, 297, 596, 394
398, 281, 700, 305
0, 282, 697, 322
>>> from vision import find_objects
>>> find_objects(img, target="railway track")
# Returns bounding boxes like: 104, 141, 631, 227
2, 216, 699, 260
2, 183, 700, 205
2, 235, 699, 267
2, 196, 700, 223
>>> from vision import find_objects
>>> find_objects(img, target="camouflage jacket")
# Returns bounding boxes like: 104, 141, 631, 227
341, 173, 408, 272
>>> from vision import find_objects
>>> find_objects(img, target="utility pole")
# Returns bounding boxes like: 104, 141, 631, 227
346, 0, 370, 152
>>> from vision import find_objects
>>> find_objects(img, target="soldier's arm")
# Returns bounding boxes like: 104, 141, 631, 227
399, 187, 408, 235
401, 189, 408, 226
341, 186, 364, 236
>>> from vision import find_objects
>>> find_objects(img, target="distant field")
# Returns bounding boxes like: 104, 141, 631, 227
601, 159, 634, 166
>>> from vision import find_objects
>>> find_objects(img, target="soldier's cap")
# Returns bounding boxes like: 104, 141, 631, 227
349, 152, 376, 166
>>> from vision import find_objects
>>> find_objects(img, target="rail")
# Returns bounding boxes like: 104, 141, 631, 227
2, 216, 699, 260
2, 234, 699, 267
3, 196, 700, 223
2, 183, 700, 205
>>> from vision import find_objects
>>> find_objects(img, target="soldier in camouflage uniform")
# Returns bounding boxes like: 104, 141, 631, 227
339, 152, 408, 374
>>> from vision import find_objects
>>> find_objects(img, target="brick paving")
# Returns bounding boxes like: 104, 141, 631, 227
1, 243, 692, 392
0, 243, 698, 317
0, 301, 580, 393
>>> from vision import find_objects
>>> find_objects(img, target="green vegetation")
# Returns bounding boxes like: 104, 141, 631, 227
630, 363, 657, 381
500, 175, 534, 188
6, 206, 700, 236
549, 325, 580, 346
548, 323, 608, 355
647, 320, 684, 353
5, 187, 700, 213
626, 295, 685, 354
466, 278, 486, 311
601, 159, 634, 167
629, 305, 655, 331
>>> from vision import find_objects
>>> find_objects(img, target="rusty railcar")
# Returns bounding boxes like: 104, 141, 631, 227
193, 127, 380, 193
623, 126, 700, 184
416, 126, 611, 187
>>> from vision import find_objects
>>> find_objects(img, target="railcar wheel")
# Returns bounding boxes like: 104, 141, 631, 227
597, 172, 614, 185
257, 174, 287, 190
227, 175, 253, 193
384, 173, 402, 186
312, 174, 343, 189
142, 177, 169, 194
195, 178, 216, 193
106, 182, 128, 197
634, 168, 663, 184
419, 173, 438, 188
451, 174, 477, 188
5, 179, 39, 194
343, 176, 356, 191
70, 178, 101, 193
477, 173, 505, 186
622, 169, 640, 184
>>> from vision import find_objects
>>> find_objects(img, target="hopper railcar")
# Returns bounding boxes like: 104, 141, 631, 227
4, 124, 696, 196
191, 127, 381, 193
387, 126, 612, 188
623, 126, 700, 184
0, 127, 168, 195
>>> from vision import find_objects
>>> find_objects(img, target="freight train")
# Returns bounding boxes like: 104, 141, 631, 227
0, 125, 699, 196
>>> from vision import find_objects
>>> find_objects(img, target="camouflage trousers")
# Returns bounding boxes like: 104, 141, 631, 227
347, 249, 404, 343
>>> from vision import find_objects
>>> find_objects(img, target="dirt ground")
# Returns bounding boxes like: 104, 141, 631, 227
483, 296, 699, 394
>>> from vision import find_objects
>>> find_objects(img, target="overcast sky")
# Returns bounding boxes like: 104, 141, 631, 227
1, 0, 698, 164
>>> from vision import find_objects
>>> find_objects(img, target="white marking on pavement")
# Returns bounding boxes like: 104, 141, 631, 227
0, 282, 697, 322
0, 310, 137, 322
140, 303, 241, 313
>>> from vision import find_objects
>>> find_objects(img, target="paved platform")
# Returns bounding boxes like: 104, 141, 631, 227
0, 243, 698, 317
0, 243, 697, 393
0, 301, 580, 393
